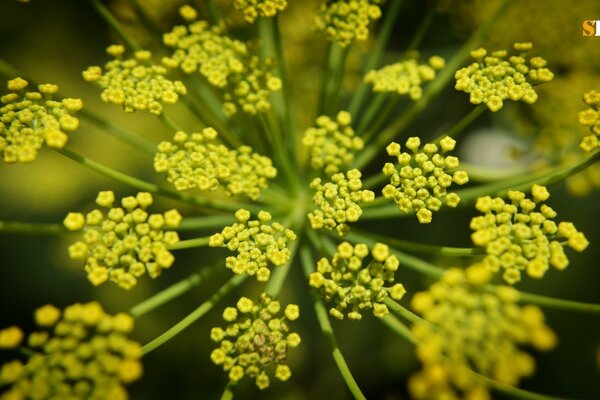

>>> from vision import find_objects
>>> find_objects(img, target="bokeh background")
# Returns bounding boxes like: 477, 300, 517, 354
0, 0, 599, 398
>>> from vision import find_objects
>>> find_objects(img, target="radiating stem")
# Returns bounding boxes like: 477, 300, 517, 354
356, 93, 390, 137
326, 46, 351, 117
142, 274, 246, 354
204, 0, 221, 24
515, 291, 600, 314
405, 0, 440, 53
168, 236, 211, 250
384, 298, 421, 324
300, 246, 367, 400
158, 113, 182, 132
129, 264, 221, 318
177, 215, 236, 231
89, 0, 142, 51
381, 314, 416, 344
0, 221, 65, 235
318, 43, 335, 116
55, 147, 257, 213
431, 103, 486, 143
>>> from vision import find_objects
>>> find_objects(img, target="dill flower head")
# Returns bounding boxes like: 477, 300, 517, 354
382, 136, 469, 223
470, 184, 589, 284
409, 266, 556, 400
82, 45, 186, 115
365, 55, 446, 100
0, 302, 142, 400
64, 191, 181, 289
154, 128, 277, 199
578, 89, 600, 152
309, 241, 406, 320
0, 78, 82, 163
210, 293, 300, 390
163, 7, 281, 116
209, 209, 297, 282
233, 0, 287, 23
308, 168, 375, 236
302, 111, 364, 176
454, 42, 554, 111
315, 0, 384, 48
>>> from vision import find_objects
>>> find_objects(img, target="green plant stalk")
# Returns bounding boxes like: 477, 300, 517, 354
353, 0, 514, 170
204, 0, 221, 24
220, 380, 237, 400
381, 314, 416, 344
158, 113, 182, 132
356, 93, 389, 136
317, 43, 335, 116
362, 96, 401, 142
177, 215, 236, 231
326, 46, 351, 117
300, 246, 367, 400
129, 264, 221, 318
432, 103, 487, 143
515, 291, 600, 314
168, 236, 211, 250
55, 147, 258, 213
142, 274, 246, 355
361, 151, 600, 219
347, 0, 404, 116
89, 0, 142, 51
384, 298, 421, 324
0, 221, 65, 235
404, 0, 440, 53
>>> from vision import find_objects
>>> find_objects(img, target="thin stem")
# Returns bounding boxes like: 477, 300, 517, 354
318, 43, 335, 116
168, 236, 211, 250
405, 0, 440, 53
142, 274, 246, 354
0, 221, 65, 235
355, 93, 389, 137
380, 314, 416, 344
55, 147, 257, 213
129, 264, 221, 318
515, 291, 600, 314
158, 113, 181, 132
352, 0, 514, 170
361, 96, 400, 142
300, 246, 366, 400
432, 103, 486, 143
383, 298, 421, 324
326, 46, 351, 117
89, 0, 142, 51
177, 215, 236, 231
348, 0, 404, 116
204, 0, 221, 24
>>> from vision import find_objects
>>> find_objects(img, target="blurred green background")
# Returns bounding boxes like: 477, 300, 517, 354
0, 0, 599, 398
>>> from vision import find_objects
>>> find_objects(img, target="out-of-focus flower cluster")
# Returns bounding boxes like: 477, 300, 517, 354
315, 0, 384, 48
303, 111, 364, 176
82, 45, 186, 116
578, 90, 600, 152
308, 169, 374, 236
365, 56, 445, 100
470, 185, 589, 285
309, 241, 406, 320
409, 266, 556, 400
210, 293, 300, 389
382, 136, 468, 223
1, 78, 82, 163
209, 209, 297, 281
154, 128, 277, 199
63, 191, 181, 289
233, 0, 287, 23
163, 6, 281, 116
455, 43, 553, 112
0, 302, 142, 400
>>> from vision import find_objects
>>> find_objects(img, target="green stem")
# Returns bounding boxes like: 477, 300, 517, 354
142, 274, 246, 354
405, 0, 440, 53
348, 0, 404, 116
300, 246, 367, 400
380, 314, 416, 344
356, 93, 389, 137
460, 162, 532, 182
318, 43, 335, 116
0, 221, 64, 235
129, 264, 221, 318
352, 0, 514, 170
383, 298, 421, 324
89, 0, 142, 51
515, 291, 600, 314
432, 103, 487, 143
158, 113, 181, 132
326, 46, 351, 117
55, 147, 257, 213
177, 215, 236, 231
168, 236, 211, 250
204, 0, 221, 24
361, 96, 401, 142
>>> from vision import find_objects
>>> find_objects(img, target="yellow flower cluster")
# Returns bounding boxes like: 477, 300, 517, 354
210, 293, 300, 390
302, 111, 364, 176
154, 128, 277, 200
455, 43, 554, 112
233, 0, 287, 23
578, 90, 600, 152
0, 78, 82, 163
82, 45, 186, 116
308, 169, 375, 236
63, 191, 181, 289
0, 302, 142, 400
209, 209, 297, 282
364, 56, 446, 100
382, 136, 469, 223
470, 184, 589, 285
315, 0, 384, 48
409, 267, 556, 400
163, 8, 281, 116
309, 242, 406, 320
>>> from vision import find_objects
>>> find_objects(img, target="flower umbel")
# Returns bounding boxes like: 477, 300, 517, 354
154, 128, 277, 199
578, 89, 600, 152
0, 302, 142, 400
0, 78, 82, 163
209, 209, 297, 282
315, 0, 384, 48
382, 136, 469, 223
210, 293, 300, 390
309, 241, 406, 320
64, 191, 181, 289
470, 184, 589, 284
233, 0, 288, 23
